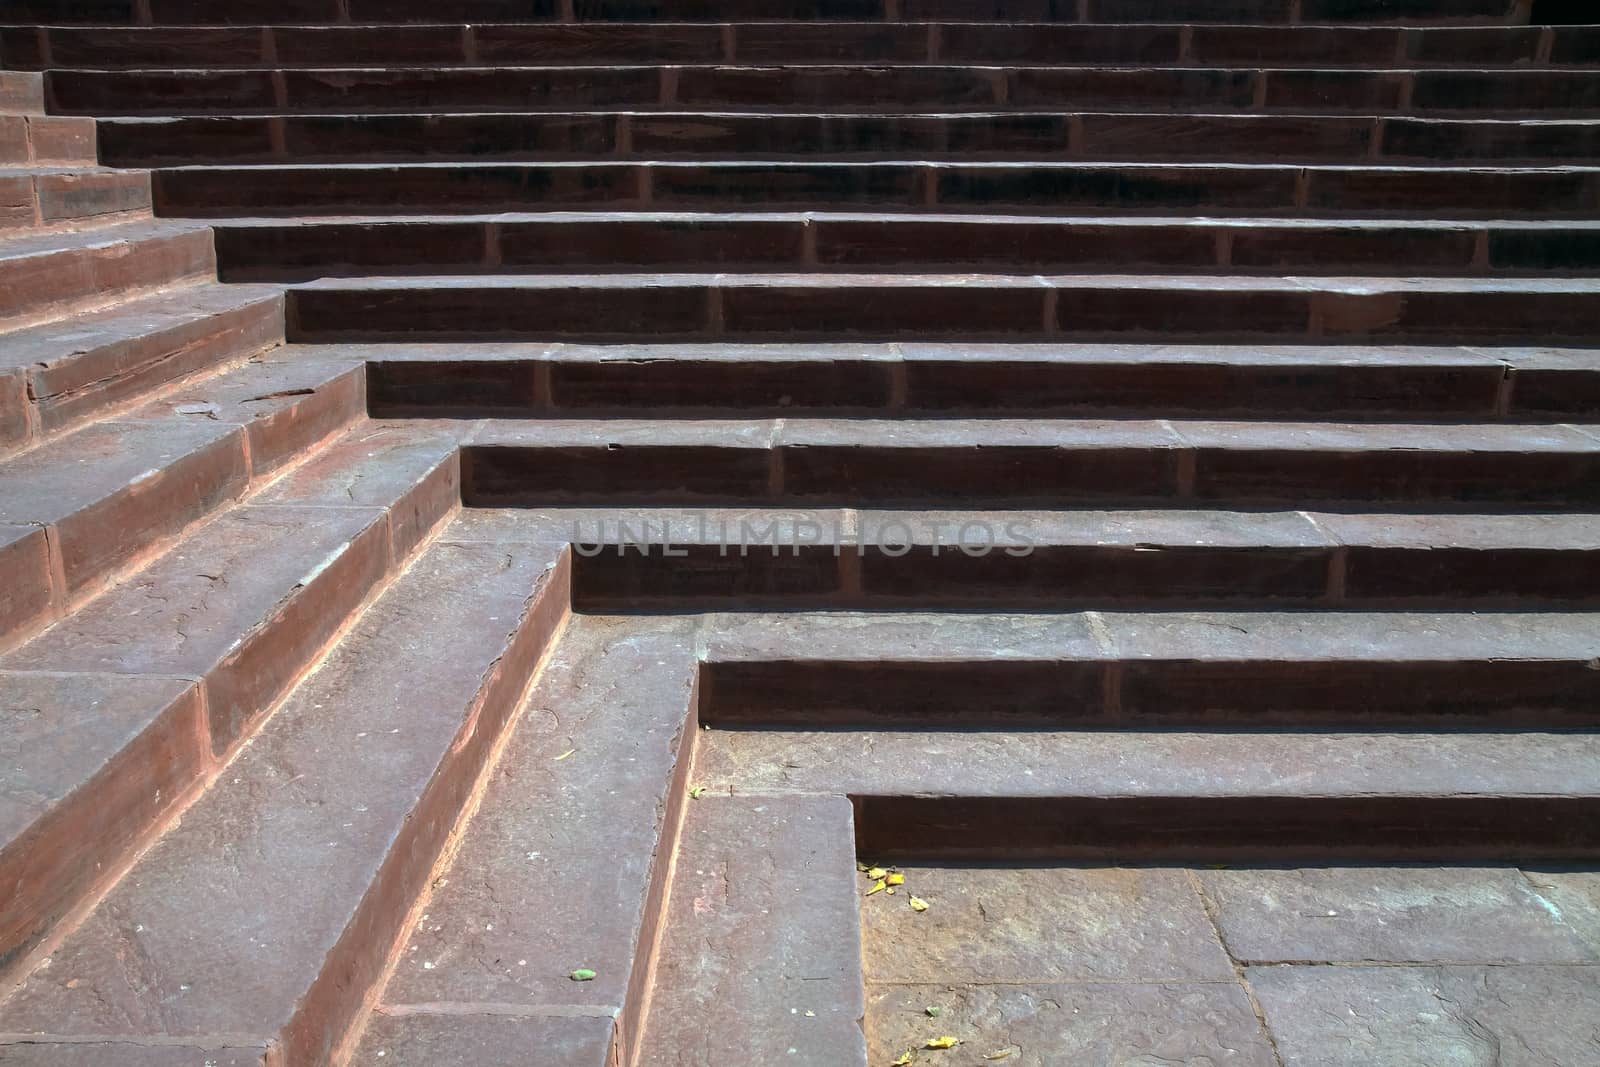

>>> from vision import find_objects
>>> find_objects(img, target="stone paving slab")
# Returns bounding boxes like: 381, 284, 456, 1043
860, 865, 1234, 983
867, 983, 1276, 1067
1248, 963, 1600, 1067
355, 1011, 614, 1067
638, 793, 867, 1067
1198, 867, 1600, 964
377, 614, 696, 1067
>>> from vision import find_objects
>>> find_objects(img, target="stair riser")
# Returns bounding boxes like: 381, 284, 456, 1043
0, 71, 44, 113
704, 658, 1600, 727
0, 114, 95, 166
369, 357, 1593, 420
218, 218, 1600, 281
854, 795, 1600, 863
0, 171, 153, 236
29, 294, 284, 438
158, 164, 1600, 219
290, 284, 1600, 345
50, 67, 1600, 118
0, 230, 215, 332
0, 0, 1533, 26
568, 545, 1600, 611
8, 24, 1593, 70
0, 510, 397, 980
105, 113, 1600, 167
279, 556, 570, 1067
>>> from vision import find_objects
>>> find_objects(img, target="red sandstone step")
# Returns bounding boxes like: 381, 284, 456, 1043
100, 111, 1600, 167
700, 609, 1600, 728
0, 114, 96, 166
0, 167, 152, 234
7, 22, 1593, 71
0, 72, 44, 114
0, 358, 362, 640
637, 794, 867, 1067
210, 212, 1600, 281
0, 539, 570, 1065
0, 284, 282, 442
152, 161, 1600, 219
46, 65, 1600, 118
0, 503, 390, 979
354, 340, 1599, 420
693, 725, 1600, 861
351, 613, 697, 1067
0, 0, 1539, 26
286, 272, 1600, 344
445, 500, 1600, 610
0, 220, 218, 332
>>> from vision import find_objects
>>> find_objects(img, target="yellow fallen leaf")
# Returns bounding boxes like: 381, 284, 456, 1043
891, 1052, 915, 1066
554, 749, 575, 761
984, 1051, 1013, 1061
866, 867, 888, 880
688, 786, 706, 799
856, 862, 871, 873
925, 1036, 959, 1050
909, 896, 929, 912
886, 873, 905, 887
865, 878, 887, 897
886, 887, 897, 895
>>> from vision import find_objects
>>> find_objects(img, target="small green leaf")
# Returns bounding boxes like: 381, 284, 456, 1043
688, 786, 707, 799
570, 968, 597, 982
924, 1006, 942, 1018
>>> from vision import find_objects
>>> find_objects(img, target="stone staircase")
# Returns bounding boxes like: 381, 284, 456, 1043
0, 2, 1598, 1065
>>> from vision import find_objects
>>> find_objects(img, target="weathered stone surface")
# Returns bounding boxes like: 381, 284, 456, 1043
862, 866, 1233, 983
354, 1012, 614, 1067
0, 1042, 268, 1066
0, 419, 249, 595
867, 983, 1276, 1067
0, 542, 569, 1067
132, 357, 363, 477
639, 795, 867, 1067
1249, 964, 1600, 1067
3, 504, 391, 756
0, 524, 52, 651
382, 615, 696, 1067
251, 421, 465, 560
1, 285, 284, 437
1199, 867, 1600, 964
0, 672, 203, 973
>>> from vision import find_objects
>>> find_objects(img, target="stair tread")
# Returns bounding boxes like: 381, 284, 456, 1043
295, 270, 1600, 291
0, 502, 390, 979
452, 504, 1600, 550
373, 614, 694, 1065
697, 608, 1600, 662
315, 338, 1600, 369
695, 726, 1600, 798
637, 793, 866, 1067
0, 538, 568, 1061
213, 210, 1600, 229
467, 414, 1600, 450
0, 284, 284, 434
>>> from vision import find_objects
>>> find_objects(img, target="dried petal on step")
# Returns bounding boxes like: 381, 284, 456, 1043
984, 1051, 1014, 1061
886, 873, 905, 886
910, 896, 930, 912
924, 1006, 942, 1018
892, 1052, 915, 1066
570, 969, 597, 982
925, 1036, 959, 1050
865, 878, 887, 897
554, 749, 576, 761
866, 867, 888, 880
